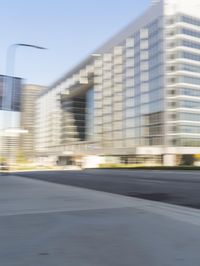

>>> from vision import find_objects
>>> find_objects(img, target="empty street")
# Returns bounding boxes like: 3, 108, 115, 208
14, 169, 200, 209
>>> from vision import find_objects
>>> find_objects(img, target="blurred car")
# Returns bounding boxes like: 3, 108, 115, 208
0, 163, 9, 171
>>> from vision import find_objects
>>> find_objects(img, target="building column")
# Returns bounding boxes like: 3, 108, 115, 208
163, 154, 176, 167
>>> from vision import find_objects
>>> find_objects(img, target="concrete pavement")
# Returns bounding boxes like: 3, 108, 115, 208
1, 174, 200, 265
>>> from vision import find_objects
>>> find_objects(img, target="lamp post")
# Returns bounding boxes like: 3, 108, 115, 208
1, 43, 46, 166
3, 43, 46, 111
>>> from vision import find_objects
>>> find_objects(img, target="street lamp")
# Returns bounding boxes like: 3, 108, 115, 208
1, 43, 46, 165
3, 43, 47, 111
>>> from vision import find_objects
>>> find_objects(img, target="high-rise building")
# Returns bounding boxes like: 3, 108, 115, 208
0, 75, 22, 112
0, 75, 23, 162
36, 0, 200, 166
20, 84, 46, 161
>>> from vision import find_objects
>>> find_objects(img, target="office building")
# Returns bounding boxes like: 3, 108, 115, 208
20, 84, 46, 161
0, 75, 23, 162
36, 0, 200, 166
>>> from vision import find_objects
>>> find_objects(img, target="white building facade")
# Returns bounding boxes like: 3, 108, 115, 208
36, 0, 200, 166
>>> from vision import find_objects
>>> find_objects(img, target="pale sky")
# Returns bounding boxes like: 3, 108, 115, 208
0, 0, 150, 86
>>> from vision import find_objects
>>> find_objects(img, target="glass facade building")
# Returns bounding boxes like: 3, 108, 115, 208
0, 75, 22, 112
36, 0, 200, 166
0, 75, 23, 163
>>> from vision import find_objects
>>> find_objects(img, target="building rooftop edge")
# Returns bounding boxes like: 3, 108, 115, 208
40, 0, 163, 97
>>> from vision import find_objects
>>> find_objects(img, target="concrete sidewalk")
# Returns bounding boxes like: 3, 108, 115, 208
0, 175, 200, 266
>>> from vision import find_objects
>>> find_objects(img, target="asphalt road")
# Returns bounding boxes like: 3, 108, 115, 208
14, 169, 200, 209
